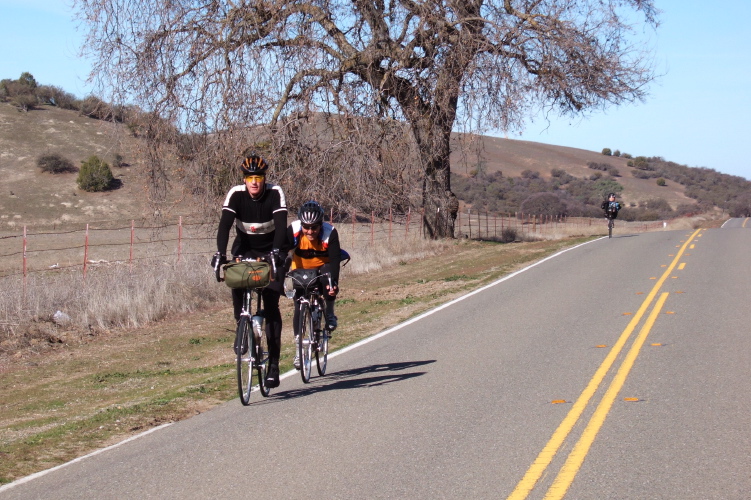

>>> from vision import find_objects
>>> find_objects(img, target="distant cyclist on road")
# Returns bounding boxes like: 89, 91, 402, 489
284, 201, 342, 370
601, 192, 621, 223
212, 152, 287, 388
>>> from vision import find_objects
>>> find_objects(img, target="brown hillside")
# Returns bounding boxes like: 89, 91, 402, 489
1, 103, 148, 229
450, 135, 695, 209
1, 103, 696, 233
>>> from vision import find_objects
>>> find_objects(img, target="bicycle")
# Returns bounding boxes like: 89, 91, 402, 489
285, 267, 343, 383
215, 254, 276, 404
607, 216, 615, 238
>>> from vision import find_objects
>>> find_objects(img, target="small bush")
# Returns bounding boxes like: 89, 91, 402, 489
520, 192, 565, 216
613, 150, 621, 157
77, 155, 114, 192
79, 95, 114, 120
35, 85, 79, 110
550, 168, 566, 178
632, 169, 659, 179
11, 93, 37, 112
631, 156, 651, 170
37, 153, 77, 174
656, 178, 666, 186
601, 148, 612, 156
500, 228, 517, 243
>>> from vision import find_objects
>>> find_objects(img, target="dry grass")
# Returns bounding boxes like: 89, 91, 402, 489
0, 229, 448, 358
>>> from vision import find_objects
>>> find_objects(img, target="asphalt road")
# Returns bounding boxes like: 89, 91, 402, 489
3, 221, 750, 500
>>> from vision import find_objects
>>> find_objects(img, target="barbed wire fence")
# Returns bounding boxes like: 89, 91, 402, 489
0, 209, 667, 283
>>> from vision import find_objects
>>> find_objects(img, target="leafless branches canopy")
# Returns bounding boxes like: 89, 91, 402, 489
76, 0, 658, 237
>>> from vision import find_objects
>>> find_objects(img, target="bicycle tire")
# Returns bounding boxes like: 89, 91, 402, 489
255, 315, 271, 397
299, 303, 313, 383
608, 219, 613, 238
316, 327, 328, 376
236, 316, 253, 405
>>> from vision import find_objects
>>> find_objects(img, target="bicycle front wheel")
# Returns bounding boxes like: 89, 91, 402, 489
255, 317, 271, 397
236, 317, 253, 405
608, 219, 614, 238
298, 303, 313, 383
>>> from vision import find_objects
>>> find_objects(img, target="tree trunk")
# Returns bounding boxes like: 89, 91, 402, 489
415, 123, 455, 239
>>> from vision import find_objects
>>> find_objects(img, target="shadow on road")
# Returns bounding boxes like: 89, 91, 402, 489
256, 360, 436, 403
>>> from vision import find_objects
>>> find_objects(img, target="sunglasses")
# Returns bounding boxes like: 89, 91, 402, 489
302, 224, 321, 230
244, 175, 265, 183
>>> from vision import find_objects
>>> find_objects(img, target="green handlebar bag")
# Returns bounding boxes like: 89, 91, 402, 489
223, 261, 271, 289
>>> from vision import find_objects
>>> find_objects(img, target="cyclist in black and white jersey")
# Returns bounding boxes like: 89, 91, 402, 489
212, 153, 287, 388
601, 192, 621, 221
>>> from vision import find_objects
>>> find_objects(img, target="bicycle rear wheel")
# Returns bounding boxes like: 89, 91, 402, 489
298, 303, 313, 383
236, 317, 253, 405
316, 329, 328, 376
255, 317, 271, 397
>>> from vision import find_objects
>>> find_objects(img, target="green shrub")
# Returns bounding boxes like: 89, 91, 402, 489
77, 156, 114, 192
632, 156, 651, 170
18, 72, 38, 89
35, 85, 79, 110
37, 153, 77, 174
11, 93, 37, 111
613, 150, 621, 157
656, 178, 666, 186
601, 148, 612, 156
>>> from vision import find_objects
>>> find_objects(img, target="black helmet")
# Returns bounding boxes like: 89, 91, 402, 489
298, 201, 324, 225
608, 192, 616, 198
240, 154, 268, 175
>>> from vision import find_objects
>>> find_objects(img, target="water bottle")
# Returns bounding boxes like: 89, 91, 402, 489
251, 315, 263, 342
284, 276, 295, 299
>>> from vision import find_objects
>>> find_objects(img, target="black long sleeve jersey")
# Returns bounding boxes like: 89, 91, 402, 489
217, 183, 288, 258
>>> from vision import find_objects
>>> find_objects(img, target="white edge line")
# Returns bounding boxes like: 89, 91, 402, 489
0, 423, 173, 492
326, 237, 602, 361
3, 237, 599, 489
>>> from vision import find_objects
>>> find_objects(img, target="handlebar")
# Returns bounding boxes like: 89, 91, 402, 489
214, 251, 279, 283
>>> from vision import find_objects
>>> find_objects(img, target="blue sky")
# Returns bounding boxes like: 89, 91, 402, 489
2, 0, 749, 180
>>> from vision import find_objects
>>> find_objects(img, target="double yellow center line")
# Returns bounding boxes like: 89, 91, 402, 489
508, 228, 701, 499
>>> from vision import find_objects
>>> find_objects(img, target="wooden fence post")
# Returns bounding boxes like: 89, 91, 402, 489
389, 208, 392, 243
177, 216, 183, 263
456, 205, 461, 237
129, 220, 134, 272
83, 224, 89, 281
22, 225, 27, 304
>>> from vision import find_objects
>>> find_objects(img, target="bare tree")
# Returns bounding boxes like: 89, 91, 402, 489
76, 0, 658, 237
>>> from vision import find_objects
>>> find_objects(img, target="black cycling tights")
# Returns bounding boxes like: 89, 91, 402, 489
232, 287, 283, 366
